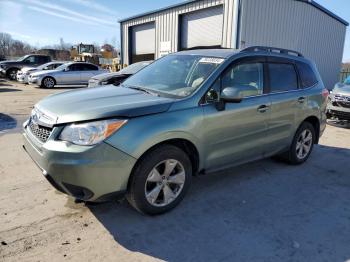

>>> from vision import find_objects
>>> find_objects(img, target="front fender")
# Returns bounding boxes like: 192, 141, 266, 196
105, 107, 204, 167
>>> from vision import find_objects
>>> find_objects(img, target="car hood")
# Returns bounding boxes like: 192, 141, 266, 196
21, 67, 36, 73
30, 69, 60, 76
333, 83, 350, 96
35, 85, 175, 125
91, 71, 126, 81
0, 60, 19, 66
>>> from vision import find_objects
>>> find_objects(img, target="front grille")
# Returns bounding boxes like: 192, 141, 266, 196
28, 120, 53, 142
334, 94, 350, 108
329, 110, 350, 120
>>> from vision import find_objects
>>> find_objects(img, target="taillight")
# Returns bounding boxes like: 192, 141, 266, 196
322, 88, 329, 98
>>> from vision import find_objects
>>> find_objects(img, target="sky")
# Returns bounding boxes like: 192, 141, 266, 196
0, 0, 349, 61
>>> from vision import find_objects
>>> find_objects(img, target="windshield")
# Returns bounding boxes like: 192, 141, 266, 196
344, 76, 350, 85
37, 62, 52, 70
122, 55, 224, 97
16, 55, 29, 61
120, 61, 152, 75
55, 63, 69, 71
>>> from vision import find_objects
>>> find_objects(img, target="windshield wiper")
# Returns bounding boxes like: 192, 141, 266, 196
127, 85, 159, 96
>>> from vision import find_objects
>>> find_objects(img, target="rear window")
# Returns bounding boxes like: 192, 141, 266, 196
268, 63, 298, 93
296, 62, 318, 88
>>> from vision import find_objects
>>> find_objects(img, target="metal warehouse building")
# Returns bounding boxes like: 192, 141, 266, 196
119, 0, 348, 88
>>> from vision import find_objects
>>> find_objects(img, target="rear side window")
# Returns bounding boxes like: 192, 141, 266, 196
268, 63, 298, 93
296, 62, 318, 88
84, 64, 98, 71
37, 56, 49, 63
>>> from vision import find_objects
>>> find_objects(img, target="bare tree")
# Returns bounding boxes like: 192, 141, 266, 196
0, 32, 12, 56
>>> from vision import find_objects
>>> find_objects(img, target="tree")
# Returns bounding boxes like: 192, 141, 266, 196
0, 32, 12, 56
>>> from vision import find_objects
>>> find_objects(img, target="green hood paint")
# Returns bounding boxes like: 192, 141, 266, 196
36, 85, 174, 124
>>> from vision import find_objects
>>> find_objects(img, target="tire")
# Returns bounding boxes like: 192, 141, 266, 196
285, 122, 316, 165
7, 68, 18, 80
41, 77, 55, 88
127, 144, 192, 215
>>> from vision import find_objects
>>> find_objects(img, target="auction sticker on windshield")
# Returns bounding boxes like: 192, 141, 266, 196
199, 57, 225, 64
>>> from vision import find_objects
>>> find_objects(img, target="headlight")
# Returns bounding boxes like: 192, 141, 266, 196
59, 119, 127, 146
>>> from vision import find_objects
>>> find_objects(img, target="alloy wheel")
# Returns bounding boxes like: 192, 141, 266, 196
9, 70, 17, 80
43, 78, 54, 88
144, 159, 186, 207
296, 129, 313, 160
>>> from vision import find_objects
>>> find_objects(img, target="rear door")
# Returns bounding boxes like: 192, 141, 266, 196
264, 57, 307, 155
80, 64, 99, 84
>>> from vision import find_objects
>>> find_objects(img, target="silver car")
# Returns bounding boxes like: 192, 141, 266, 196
17, 61, 66, 84
88, 61, 152, 88
28, 62, 107, 88
327, 75, 350, 121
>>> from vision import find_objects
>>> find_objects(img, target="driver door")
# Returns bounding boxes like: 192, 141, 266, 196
61, 64, 82, 84
201, 57, 271, 171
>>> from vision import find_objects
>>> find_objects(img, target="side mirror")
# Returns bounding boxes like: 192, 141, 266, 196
220, 87, 243, 103
215, 87, 242, 111
64, 68, 69, 72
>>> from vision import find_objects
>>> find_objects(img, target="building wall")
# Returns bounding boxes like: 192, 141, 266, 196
239, 0, 347, 88
120, 0, 236, 65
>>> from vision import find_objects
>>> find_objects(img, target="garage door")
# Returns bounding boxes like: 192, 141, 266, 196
131, 22, 155, 63
180, 5, 224, 50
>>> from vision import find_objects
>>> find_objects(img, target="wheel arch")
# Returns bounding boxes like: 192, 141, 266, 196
128, 138, 201, 190
41, 75, 56, 86
301, 115, 320, 144
6, 67, 20, 77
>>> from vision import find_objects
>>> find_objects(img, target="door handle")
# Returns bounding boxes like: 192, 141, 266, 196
298, 97, 306, 103
257, 105, 269, 113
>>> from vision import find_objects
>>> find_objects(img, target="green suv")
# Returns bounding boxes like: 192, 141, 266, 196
23, 46, 328, 214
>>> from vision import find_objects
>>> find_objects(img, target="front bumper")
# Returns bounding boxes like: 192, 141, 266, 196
0, 68, 6, 76
87, 79, 100, 88
327, 98, 350, 120
22, 122, 137, 201
28, 77, 40, 86
17, 74, 29, 83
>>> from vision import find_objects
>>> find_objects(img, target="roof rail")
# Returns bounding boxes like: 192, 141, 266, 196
241, 46, 304, 57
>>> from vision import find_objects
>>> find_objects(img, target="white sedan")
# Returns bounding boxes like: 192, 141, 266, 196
28, 62, 107, 88
16, 61, 65, 84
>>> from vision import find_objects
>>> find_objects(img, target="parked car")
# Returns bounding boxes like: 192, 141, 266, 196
326, 75, 350, 120
28, 62, 107, 88
0, 54, 51, 80
23, 47, 328, 215
17, 61, 66, 84
88, 61, 152, 88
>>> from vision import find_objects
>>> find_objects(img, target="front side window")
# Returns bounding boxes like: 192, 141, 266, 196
221, 63, 264, 97
268, 63, 298, 93
24, 56, 36, 63
122, 55, 224, 97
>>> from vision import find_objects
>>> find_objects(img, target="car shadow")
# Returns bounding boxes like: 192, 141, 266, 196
87, 144, 350, 261
52, 85, 87, 90
0, 113, 17, 132
0, 88, 21, 92
327, 119, 350, 129
0, 79, 14, 87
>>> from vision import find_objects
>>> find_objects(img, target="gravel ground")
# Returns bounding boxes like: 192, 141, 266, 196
0, 79, 350, 262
